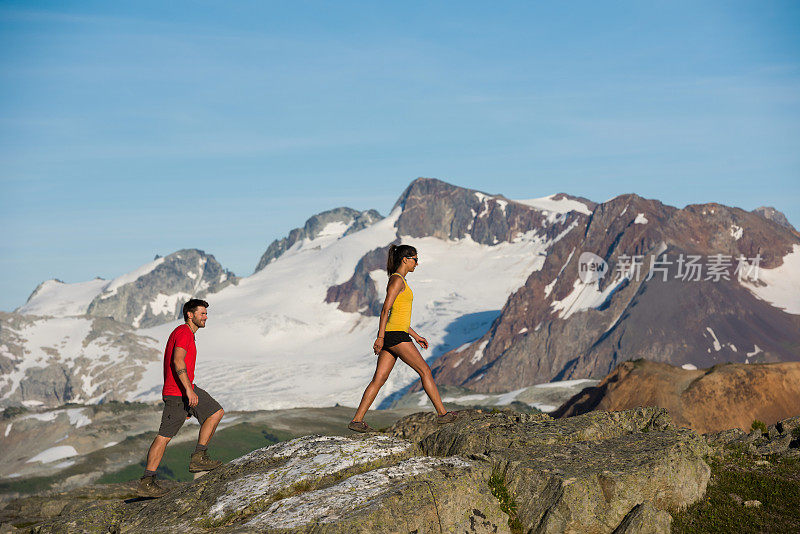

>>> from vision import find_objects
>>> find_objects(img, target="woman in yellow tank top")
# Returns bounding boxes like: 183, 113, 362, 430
349, 244, 456, 432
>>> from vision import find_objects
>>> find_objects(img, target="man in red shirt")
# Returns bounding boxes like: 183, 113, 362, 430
137, 298, 225, 498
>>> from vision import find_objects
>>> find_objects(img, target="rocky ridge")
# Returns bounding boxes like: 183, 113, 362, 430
417, 192, 800, 393
553, 359, 800, 434
255, 207, 384, 272
326, 178, 590, 315
753, 205, 796, 231
18, 249, 237, 329
0, 313, 160, 408
1, 407, 715, 533
85, 249, 237, 328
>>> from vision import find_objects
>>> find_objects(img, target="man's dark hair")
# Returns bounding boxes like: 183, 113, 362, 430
183, 299, 209, 321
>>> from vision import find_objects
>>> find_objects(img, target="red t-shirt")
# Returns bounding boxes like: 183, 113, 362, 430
162, 324, 196, 396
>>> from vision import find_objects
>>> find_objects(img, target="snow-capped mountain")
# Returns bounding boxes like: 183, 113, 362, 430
255, 207, 384, 272
416, 193, 800, 395
0, 312, 160, 407
18, 249, 237, 328
2, 177, 799, 412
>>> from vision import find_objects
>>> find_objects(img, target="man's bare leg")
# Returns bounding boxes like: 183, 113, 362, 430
198, 408, 224, 447
145, 435, 171, 472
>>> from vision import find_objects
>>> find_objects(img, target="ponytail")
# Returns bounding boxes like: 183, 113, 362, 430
387, 244, 417, 275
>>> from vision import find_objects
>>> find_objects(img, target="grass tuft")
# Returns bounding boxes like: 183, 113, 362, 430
488, 473, 524, 534
750, 420, 767, 435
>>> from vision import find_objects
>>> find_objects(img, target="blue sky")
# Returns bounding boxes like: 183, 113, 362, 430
1, 1, 799, 311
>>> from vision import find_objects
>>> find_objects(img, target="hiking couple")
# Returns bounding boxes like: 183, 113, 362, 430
138, 244, 456, 498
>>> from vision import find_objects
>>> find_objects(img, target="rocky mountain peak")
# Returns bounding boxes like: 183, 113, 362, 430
255, 206, 384, 272
392, 177, 588, 246
85, 248, 237, 328
550, 192, 598, 211
753, 206, 796, 232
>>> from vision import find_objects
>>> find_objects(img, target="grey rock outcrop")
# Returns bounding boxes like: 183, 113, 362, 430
611, 502, 671, 534
1, 407, 715, 533
419, 407, 707, 534
86, 249, 237, 328
21, 434, 508, 533
255, 207, 383, 272
707, 414, 800, 459
753, 206, 796, 231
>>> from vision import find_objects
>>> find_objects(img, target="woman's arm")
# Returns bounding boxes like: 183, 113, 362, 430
408, 326, 429, 349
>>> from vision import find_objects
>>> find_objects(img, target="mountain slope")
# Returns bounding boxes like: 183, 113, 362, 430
553, 359, 800, 434
254, 207, 384, 272
18, 249, 237, 328
417, 194, 800, 393
0, 312, 160, 408
4, 178, 798, 413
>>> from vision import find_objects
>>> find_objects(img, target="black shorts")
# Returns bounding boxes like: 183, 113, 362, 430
384, 330, 412, 349
157, 386, 223, 438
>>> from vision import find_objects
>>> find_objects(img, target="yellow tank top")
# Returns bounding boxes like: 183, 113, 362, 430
385, 272, 413, 332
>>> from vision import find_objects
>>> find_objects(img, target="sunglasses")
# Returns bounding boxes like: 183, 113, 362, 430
406, 256, 418, 263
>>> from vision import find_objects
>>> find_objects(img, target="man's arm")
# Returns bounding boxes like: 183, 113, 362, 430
172, 347, 198, 407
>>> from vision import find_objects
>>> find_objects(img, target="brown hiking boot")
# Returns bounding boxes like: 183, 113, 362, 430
189, 450, 222, 473
136, 476, 170, 498
348, 420, 375, 433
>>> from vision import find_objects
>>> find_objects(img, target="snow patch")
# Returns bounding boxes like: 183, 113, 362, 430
705, 327, 722, 351
100, 257, 165, 299
470, 339, 490, 365
550, 274, 628, 320
544, 247, 576, 297
730, 225, 743, 240
17, 278, 109, 316
532, 379, 596, 389
149, 292, 192, 317
740, 244, 800, 315
66, 408, 92, 429
681, 363, 698, 371
634, 213, 648, 224
746, 345, 763, 357
515, 194, 592, 216
27, 446, 78, 464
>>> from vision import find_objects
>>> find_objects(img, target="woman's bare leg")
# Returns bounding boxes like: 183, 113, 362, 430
352, 351, 397, 422
391, 342, 447, 416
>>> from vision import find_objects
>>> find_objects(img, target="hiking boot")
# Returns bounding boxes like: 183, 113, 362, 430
348, 420, 375, 433
437, 411, 458, 425
189, 450, 222, 473
136, 476, 170, 498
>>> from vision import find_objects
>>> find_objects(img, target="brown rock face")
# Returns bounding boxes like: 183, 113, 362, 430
554, 360, 800, 434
